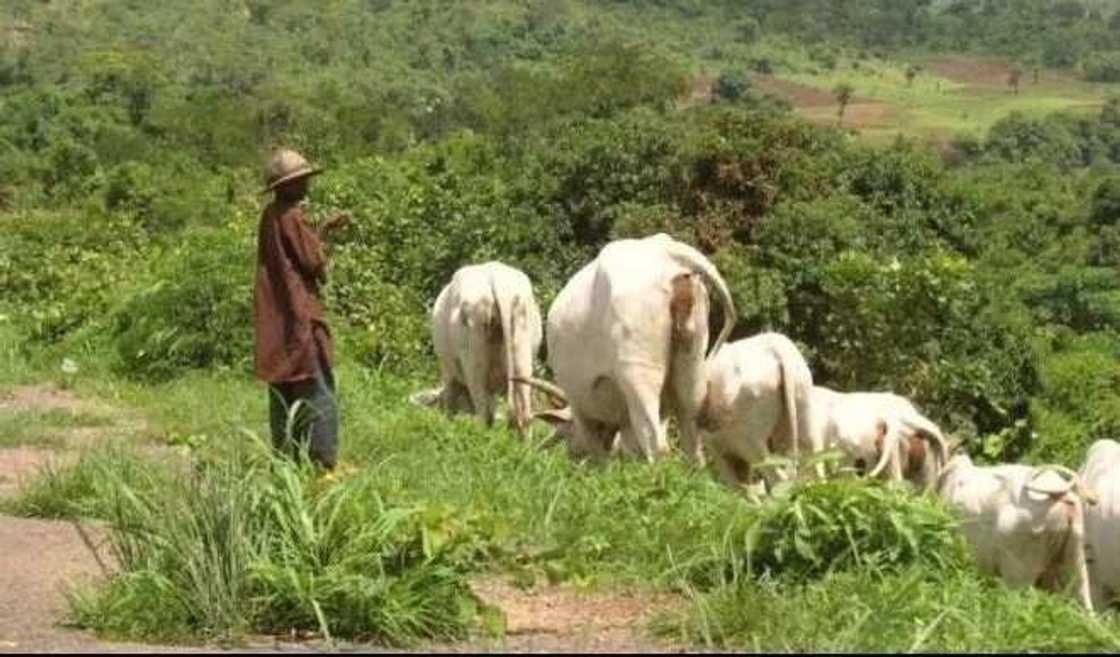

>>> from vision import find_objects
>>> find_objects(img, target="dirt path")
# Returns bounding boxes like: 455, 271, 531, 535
425, 576, 690, 653
0, 515, 194, 653
0, 384, 201, 652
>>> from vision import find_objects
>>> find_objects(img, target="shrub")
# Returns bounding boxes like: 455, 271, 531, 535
734, 480, 968, 583
110, 229, 253, 381
750, 58, 774, 75
0, 210, 149, 345
1083, 50, 1120, 82
713, 70, 750, 103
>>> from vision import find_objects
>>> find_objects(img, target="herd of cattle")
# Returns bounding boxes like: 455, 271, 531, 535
407, 233, 1120, 613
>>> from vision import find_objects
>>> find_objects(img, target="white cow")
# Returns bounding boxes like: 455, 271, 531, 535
413, 261, 543, 435
518, 233, 735, 465
695, 332, 819, 491
937, 452, 1098, 610
808, 386, 949, 492
1079, 438, 1120, 610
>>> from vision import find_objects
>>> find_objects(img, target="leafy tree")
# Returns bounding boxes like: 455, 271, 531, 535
1083, 50, 1120, 82
713, 70, 750, 103
1007, 66, 1022, 95
736, 16, 762, 44
833, 83, 854, 127
905, 63, 921, 87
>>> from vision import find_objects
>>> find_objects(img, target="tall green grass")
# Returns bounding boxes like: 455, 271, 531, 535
63, 434, 485, 646
656, 569, 1120, 652
1, 441, 168, 520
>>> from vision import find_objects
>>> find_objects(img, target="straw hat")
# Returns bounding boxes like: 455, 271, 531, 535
261, 149, 322, 194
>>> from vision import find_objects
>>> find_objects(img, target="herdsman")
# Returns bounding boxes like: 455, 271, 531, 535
254, 149, 350, 470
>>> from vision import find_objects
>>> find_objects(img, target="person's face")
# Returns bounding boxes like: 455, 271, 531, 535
277, 176, 309, 202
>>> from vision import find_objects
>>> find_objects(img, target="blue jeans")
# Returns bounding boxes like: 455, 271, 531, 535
268, 360, 338, 470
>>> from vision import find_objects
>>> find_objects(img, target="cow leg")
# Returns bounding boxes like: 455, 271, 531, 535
999, 553, 1042, 594
569, 416, 615, 466
1065, 530, 1095, 612
443, 380, 473, 416
1088, 549, 1111, 611
670, 361, 707, 468
463, 324, 497, 427
619, 375, 668, 464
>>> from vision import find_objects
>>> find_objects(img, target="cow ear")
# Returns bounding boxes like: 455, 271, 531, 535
534, 408, 573, 426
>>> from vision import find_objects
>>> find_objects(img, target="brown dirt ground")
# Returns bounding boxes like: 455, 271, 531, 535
424, 576, 694, 654
0, 447, 73, 499
0, 384, 700, 653
800, 102, 899, 131
751, 74, 874, 108
923, 56, 1013, 87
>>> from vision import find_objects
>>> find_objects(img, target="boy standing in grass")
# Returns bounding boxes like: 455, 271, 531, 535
253, 149, 350, 470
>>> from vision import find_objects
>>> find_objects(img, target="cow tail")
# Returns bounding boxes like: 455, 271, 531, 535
663, 240, 737, 360
774, 342, 800, 472
490, 271, 521, 433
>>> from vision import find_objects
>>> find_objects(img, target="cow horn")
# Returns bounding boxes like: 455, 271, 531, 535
1033, 464, 1100, 505
510, 376, 569, 405
867, 423, 898, 479
918, 426, 950, 471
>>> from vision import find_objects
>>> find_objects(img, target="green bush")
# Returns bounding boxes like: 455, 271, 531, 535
0, 209, 149, 345
110, 229, 252, 381
735, 480, 968, 584
1084, 50, 1120, 82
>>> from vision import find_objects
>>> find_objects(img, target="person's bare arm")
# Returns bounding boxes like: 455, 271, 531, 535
317, 211, 351, 244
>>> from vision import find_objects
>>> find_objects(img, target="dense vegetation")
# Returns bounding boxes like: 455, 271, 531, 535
1, 0, 1120, 650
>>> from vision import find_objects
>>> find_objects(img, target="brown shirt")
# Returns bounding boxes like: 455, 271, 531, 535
253, 200, 334, 384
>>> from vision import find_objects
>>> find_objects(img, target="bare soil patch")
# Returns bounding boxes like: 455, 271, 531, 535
751, 74, 874, 108
0, 515, 203, 653
0, 384, 92, 415
0, 447, 74, 499
924, 56, 1013, 87
425, 575, 691, 653
839, 102, 899, 130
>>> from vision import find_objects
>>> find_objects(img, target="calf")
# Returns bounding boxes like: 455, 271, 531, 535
418, 261, 543, 435
1079, 438, 1120, 610
937, 453, 1097, 610
809, 386, 949, 492
697, 332, 820, 492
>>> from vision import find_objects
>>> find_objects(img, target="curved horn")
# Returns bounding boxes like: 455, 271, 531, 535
664, 240, 737, 359
915, 425, 950, 472
510, 376, 569, 405
1031, 464, 1100, 505
867, 421, 898, 480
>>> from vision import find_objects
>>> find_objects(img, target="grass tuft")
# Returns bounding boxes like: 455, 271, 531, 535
65, 431, 484, 646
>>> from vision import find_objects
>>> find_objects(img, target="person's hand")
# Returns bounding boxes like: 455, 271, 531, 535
321, 212, 351, 235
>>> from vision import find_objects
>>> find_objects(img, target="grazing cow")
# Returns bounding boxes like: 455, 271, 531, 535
518, 233, 735, 465
937, 453, 1098, 610
695, 332, 820, 491
1079, 438, 1120, 610
414, 261, 543, 435
808, 386, 949, 492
